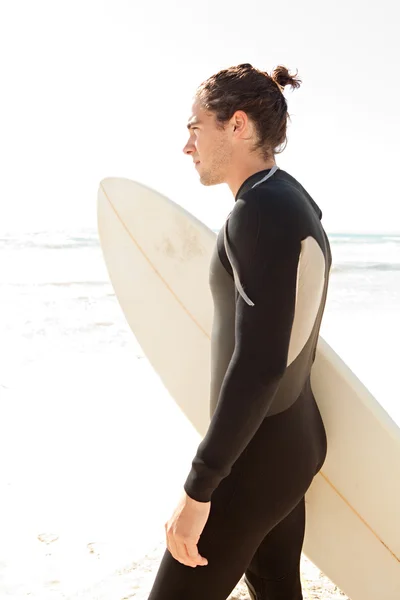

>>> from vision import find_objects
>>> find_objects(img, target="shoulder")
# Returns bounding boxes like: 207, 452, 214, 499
229, 183, 302, 248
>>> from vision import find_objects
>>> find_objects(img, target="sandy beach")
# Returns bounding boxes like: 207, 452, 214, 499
0, 351, 351, 599
2, 0, 400, 591
0, 532, 350, 599
5, 536, 348, 600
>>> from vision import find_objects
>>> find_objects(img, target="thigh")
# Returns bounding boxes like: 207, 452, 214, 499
148, 395, 317, 600
244, 496, 306, 600
148, 443, 260, 600
147, 496, 268, 600
148, 453, 310, 599
147, 491, 306, 600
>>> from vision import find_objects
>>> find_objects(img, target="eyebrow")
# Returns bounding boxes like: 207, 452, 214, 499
187, 119, 202, 130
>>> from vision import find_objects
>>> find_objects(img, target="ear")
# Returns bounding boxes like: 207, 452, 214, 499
231, 110, 250, 138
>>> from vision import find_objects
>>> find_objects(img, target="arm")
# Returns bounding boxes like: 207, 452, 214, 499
184, 194, 301, 502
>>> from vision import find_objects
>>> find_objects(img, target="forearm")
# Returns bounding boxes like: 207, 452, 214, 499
184, 355, 284, 502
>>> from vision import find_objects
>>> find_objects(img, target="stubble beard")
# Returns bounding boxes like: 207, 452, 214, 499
199, 142, 232, 187
199, 170, 224, 186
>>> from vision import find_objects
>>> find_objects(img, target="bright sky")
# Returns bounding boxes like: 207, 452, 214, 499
1, 0, 399, 234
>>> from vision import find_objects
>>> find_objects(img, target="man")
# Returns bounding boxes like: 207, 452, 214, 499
148, 63, 331, 600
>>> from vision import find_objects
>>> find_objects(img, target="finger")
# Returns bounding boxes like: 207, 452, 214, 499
165, 525, 171, 554
166, 532, 178, 560
166, 536, 173, 556
186, 541, 208, 566
176, 540, 198, 568
165, 523, 177, 559
167, 533, 185, 567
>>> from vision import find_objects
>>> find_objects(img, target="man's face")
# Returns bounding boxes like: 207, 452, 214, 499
183, 100, 233, 186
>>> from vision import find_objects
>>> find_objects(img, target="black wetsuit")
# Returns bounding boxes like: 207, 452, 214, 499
148, 166, 331, 600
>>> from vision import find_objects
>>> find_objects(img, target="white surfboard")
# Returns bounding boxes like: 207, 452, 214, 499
97, 177, 400, 600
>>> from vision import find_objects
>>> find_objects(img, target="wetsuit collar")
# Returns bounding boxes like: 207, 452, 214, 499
235, 167, 278, 201
234, 166, 324, 221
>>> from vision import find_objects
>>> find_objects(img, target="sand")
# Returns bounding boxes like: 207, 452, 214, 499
0, 354, 350, 599
0, 532, 349, 599
65, 542, 350, 600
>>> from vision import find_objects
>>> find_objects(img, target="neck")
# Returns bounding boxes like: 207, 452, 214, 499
226, 156, 277, 198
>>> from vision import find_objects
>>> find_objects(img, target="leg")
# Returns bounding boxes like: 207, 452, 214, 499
148, 445, 269, 600
147, 510, 266, 600
148, 486, 307, 600
148, 391, 321, 600
244, 496, 306, 600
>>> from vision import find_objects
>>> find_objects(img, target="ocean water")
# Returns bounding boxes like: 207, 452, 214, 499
1, 229, 399, 417
317, 232, 400, 424
0, 228, 399, 595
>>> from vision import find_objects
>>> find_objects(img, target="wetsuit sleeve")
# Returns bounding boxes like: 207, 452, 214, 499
183, 193, 301, 502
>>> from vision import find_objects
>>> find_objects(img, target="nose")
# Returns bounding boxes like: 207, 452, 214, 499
183, 136, 195, 156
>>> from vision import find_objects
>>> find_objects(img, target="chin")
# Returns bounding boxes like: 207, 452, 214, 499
200, 178, 214, 187
200, 172, 224, 187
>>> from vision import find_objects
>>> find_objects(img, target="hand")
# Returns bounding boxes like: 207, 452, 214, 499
164, 489, 211, 568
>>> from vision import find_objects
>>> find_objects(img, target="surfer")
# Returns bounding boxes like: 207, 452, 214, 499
148, 63, 331, 600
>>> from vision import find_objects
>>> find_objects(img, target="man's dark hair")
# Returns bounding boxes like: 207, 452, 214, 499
195, 63, 302, 160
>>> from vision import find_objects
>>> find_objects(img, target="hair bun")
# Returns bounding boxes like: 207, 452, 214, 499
271, 65, 302, 91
